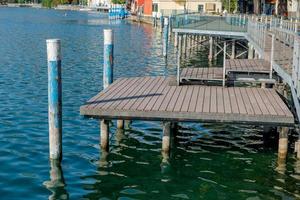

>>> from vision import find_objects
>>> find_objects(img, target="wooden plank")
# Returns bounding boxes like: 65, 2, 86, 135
223, 87, 232, 114
245, 88, 262, 115
144, 79, 168, 111
228, 87, 239, 113
114, 77, 151, 110
209, 87, 217, 113
137, 78, 166, 111
250, 88, 269, 115
166, 86, 182, 111
122, 77, 153, 110
256, 88, 277, 115
262, 89, 285, 116
181, 86, 194, 112
239, 87, 254, 115
155, 86, 175, 111
195, 87, 205, 113
130, 77, 163, 110
92, 78, 138, 109
269, 89, 293, 117
203, 87, 211, 113
173, 86, 188, 112
86, 78, 129, 109
234, 87, 247, 114
188, 86, 199, 112
216, 87, 224, 113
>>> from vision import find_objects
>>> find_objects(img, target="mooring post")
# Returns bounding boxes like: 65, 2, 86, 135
162, 122, 172, 155
160, 15, 164, 33
47, 39, 62, 162
163, 17, 169, 57
278, 127, 289, 160
101, 29, 113, 149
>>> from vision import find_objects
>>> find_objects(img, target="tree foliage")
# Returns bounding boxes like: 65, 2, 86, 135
111, 0, 125, 4
222, 0, 238, 13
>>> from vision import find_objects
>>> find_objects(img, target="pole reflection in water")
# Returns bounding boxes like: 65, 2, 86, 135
115, 128, 125, 146
276, 157, 287, 174
43, 160, 69, 200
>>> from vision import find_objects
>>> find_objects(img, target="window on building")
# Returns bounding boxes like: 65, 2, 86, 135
152, 3, 158, 12
205, 3, 216, 12
198, 4, 204, 12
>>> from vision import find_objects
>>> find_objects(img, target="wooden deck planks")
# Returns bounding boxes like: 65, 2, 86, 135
81, 77, 294, 125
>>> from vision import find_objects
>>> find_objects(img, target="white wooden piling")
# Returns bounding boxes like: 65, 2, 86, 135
163, 17, 169, 57
102, 29, 114, 148
270, 34, 275, 79
278, 127, 289, 160
100, 120, 109, 151
47, 39, 62, 161
162, 122, 171, 154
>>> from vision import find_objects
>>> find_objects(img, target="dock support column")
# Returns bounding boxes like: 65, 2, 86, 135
100, 120, 109, 151
162, 122, 172, 155
231, 40, 236, 59
47, 39, 62, 162
248, 43, 254, 59
209, 36, 213, 62
101, 29, 114, 149
117, 120, 124, 129
278, 127, 289, 160
163, 17, 169, 58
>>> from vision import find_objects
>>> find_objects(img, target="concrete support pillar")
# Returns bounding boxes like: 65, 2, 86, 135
162, 122, 172, 154
278, 127, 289, 160
209, 36, 213, 61
117, 120, 124, 129
231, 40, 236, 59
100, 119, 109, 151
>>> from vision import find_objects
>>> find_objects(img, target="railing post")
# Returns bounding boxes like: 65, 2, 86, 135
223, 42, 227, 87
177, 35, 182, 85
270, 34, 275, 79
47, 39, 62, 161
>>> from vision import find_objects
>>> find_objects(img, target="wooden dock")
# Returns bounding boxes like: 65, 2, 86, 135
80, 77, 294, 126
180, 59, 271, 83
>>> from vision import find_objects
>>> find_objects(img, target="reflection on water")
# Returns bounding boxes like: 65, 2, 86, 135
0, 7, 300, 200
43, 160, 68, 200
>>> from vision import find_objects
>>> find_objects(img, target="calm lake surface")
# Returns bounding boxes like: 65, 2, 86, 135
0, 7, 300, 200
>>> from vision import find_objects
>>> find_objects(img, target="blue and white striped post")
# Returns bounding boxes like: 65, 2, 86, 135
103, 29, 114, 89
163, 17, 169, 57
47, 39, 62, 161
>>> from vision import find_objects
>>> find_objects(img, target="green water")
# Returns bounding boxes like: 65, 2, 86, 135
0, 7, 299, 200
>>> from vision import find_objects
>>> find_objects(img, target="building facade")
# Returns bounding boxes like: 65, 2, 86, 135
132, 0, 222, 17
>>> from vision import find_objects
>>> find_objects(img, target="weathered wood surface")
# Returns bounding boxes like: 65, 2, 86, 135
80, 77, 294, 125
225, 59, 270, 73
181, 67, 223, 81
180, 59, 271, 81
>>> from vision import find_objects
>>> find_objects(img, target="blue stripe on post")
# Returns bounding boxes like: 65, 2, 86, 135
47, 39, 62, 161
48, 60, 62, 128
103, 29, 114, 89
